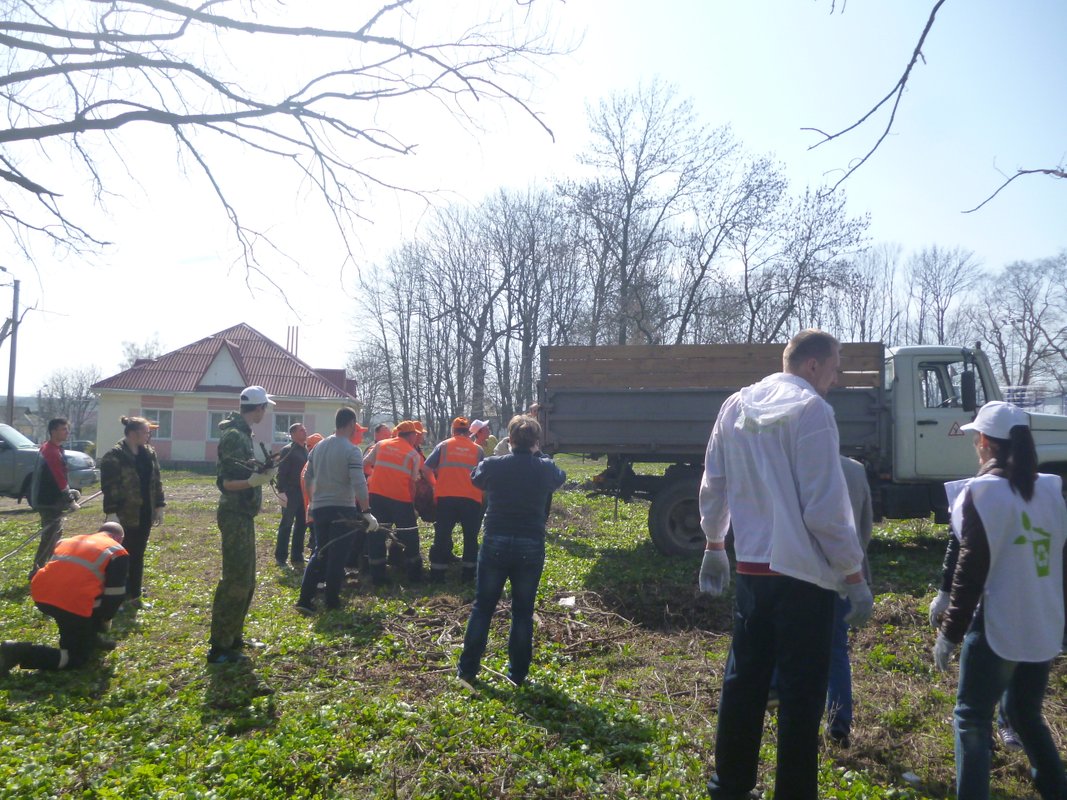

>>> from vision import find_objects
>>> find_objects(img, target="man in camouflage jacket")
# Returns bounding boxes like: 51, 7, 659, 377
207, 386, 277, 665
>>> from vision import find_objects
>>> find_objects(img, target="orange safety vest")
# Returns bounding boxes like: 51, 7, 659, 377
31, 532, 127, 617
300, 461, 311, 515
433, 436, 483, 503
367, 438, 419, 503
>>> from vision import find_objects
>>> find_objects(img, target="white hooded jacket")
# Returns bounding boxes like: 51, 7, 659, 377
699, 372, 864, 591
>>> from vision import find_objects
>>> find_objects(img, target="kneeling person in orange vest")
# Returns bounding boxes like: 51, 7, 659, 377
1, 522, 129, 674
426, 417, 484, 582
363, 420, 423, 583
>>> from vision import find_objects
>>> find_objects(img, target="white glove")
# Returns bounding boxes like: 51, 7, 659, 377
67, 488, 81, 503
933, 633, 957, 672
247, 468, 277, 488
277, 492, 288, 508
362, 512, 379, 533
698, 549, 731, 596
843, 580, 875, 628
152, 508, 164, 527
105, 513, 120, 524
929, 590, 950, 628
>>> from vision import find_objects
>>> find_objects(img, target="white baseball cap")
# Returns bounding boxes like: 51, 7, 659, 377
959, 401, 1029, 440
469, 419, 489, 435
240, 385, 276, 406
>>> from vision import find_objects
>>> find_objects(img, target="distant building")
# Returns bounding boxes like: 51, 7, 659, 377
92, 323, 359, 465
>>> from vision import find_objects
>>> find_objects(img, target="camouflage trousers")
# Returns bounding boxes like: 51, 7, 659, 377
209, 510, 257, 651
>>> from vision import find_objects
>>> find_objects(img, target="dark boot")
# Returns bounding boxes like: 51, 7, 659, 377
461, 566, 477, 583
1, 641, 32, 675
370, 563, 391, 586
406, 560, 424, 583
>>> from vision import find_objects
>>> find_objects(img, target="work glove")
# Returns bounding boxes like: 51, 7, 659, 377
843, 580, 875, 628
277, 492, 288, 508
362, 512, 380, 533
153, 508, 164, 527
66, 488, 81, 503
698, 549, 731, 596
928, 590, 950, 628
933, 633, 957, 672
247, 468, 277, 488
105, 513, 120, 524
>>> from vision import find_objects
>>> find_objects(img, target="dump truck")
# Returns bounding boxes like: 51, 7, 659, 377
538, 343, 1067, 556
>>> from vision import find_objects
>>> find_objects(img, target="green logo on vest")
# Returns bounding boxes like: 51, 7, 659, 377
1013, 511, 1052, 577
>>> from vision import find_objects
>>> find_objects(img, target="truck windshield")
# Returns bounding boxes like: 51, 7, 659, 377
919, 359, 989, 409
0, 424, 37, 449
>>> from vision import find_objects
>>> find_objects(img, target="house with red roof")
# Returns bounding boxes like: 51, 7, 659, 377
92, 324, 359, 464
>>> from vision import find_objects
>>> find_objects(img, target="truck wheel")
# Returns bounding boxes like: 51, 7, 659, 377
648, 479, 704, 557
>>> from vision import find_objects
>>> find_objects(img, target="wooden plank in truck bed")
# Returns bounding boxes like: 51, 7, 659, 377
542, 343, 883, 390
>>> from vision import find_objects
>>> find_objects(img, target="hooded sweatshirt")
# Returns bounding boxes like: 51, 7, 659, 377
699, 372, 863, 591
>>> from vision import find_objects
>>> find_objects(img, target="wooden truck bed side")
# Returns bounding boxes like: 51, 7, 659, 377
539, 343, 886, 462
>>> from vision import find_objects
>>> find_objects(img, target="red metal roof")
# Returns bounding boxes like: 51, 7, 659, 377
92, 323, 358, 401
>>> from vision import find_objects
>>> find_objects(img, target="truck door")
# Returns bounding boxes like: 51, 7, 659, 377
913, 359, 988, 478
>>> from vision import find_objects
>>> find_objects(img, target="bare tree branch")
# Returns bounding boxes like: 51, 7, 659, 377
803, 0, 948, 192
963, 166, 1067, 213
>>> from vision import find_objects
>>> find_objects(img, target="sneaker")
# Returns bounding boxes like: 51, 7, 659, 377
456, 673, 479, 692
232, 637, 266, 650
94, 636, 118, 651
125, 596, 151, 610
290, 559, 305, 570
206, 648, 249, 665
294, 603, 316, 617
998, 724, 1024, 752
275, 559, 289, 569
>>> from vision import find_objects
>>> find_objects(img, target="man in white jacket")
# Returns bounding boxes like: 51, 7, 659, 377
698, 329, 874, 800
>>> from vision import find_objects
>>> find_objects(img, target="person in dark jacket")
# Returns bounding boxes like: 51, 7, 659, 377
274, 422, 309, 568
29, 417, 80, 577
99, 416, 166, 608
456, 414, 565, 689
933, 401, 1067, 800
1, 522, 128, 674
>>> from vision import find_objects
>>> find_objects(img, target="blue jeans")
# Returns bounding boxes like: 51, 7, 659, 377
298, 507, 359, 609
955, 611, 1066, 800
826, 594, 852, 737
457, 535, 545, 684
708, 574, 835, 800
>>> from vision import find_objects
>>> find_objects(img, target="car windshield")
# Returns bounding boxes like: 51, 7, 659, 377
0, 424, 37, 449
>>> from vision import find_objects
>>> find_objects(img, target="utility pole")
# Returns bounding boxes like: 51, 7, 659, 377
6, 278, 17, 425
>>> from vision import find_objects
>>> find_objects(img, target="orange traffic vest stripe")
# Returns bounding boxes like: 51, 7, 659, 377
368, 438, 419, 502
434, 436, 483, 502
31, 532, 127, 617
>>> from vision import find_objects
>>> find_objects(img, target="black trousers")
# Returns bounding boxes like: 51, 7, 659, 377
368, 493, 420, 568
429, 496, 484, 570
275, 497, 308, 563
122, 524, 152, 598
10, 603, 111, 670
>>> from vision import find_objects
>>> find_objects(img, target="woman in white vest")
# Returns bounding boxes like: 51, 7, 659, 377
933, 400, 1067, 800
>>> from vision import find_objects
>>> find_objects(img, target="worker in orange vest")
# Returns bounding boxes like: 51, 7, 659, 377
362, 423, 394, 480
426, 417, 485, 582
1, 522, 129, 674
363, 420, 423, 584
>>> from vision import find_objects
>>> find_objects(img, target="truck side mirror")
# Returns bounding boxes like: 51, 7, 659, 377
961, 371, 977, 412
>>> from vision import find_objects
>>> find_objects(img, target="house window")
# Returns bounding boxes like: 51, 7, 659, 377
208, 411, 229, 441
143, 409, 173, 440
274, 413, 303, 443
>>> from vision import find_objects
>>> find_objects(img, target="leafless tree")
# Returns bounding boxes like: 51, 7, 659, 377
346, 340, 391, 427
904, 245, 982, 345
119, 333, 164, 370
567, 81, 733, 344
826, 243, 905, 343
0, 0, 560, 281
37, 365, 102, 439
968, 255, 1067, 387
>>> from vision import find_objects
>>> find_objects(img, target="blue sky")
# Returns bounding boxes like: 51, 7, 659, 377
8, 0, 1066, 394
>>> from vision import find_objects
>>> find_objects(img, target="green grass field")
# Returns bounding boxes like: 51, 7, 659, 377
0, 456, 1062, 798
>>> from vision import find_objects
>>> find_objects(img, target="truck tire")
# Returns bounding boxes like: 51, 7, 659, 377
648, 479, 704, 557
